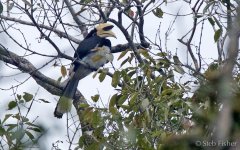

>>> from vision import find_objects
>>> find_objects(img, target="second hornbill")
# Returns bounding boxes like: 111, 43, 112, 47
54, 23, 116, 118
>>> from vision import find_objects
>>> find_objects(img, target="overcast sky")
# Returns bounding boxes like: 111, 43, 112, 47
0, 1, 219, 149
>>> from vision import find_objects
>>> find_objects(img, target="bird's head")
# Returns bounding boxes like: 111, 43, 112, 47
96, 23, 116, 38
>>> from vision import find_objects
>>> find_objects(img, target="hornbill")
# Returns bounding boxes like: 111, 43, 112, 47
54, 23, 116, 118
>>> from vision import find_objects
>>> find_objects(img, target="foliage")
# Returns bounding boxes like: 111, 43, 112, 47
0, 92, 45, 149
77, 50, 192, 149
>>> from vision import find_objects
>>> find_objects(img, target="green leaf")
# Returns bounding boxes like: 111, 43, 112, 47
128, 53, 134, 63
169, 69, 175, 82
214, 29, 222, 42
2, 114, 12, 123
0, 126, 5, 136
129, 92, 138, 106
118, 50, 128, 60
208, 17, 215, 26
173, 56, 182, 65
22, 0, 32, 6
80, 0, 92, 4
86, 142, 100, 150
153, 7, 163, 18
8, 101, 17, 110
117, 94, 128, 106
0, 2, 3, 14
203, 1, 215, 14
111, 71, 120, 88
25, 122, 44, 132
12, 114, 20, 120
25, 122, 39, 127
25, 131, 35, 140
79, 103, 89, 108
120, 57, 129, 67
84, 109, 93, 123
28, 127, 41, 132
109, 107, 118, 115
7, 2, 14, 11
92, 111, 101, 127
61, 65, 67, 77
121, 105, 130, 110
23, 92, 33, 102
173, 56, 185, 74
109, 94, 119, 114
92, 68, 101, 79
22, 116, 29, 122
17, 94, 22, 100
151, 130, 161, 138
139, 49, 151, 59
57, 76, 62, 83
161, 89, 173, 96
91, 94, 100, 102
173, 65, 185, 74
98, 71, 107, 82
6, 124, 17, 131
109, 94, 117, 108
121, 70, 131, 83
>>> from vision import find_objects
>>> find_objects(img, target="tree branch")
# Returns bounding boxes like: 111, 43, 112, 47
134, 0, 149, 48
211, 6, 240, 149
111, 43, 141, 53
0, 44, 87, 107
0, 15, 79, 43
64, 0, 88, 38
109, 19, 144, 64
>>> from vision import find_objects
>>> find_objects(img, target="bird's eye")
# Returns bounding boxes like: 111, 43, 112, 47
103, 25, 114, 31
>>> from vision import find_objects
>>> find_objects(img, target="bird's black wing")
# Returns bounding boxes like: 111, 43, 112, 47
98, 39, 111, 48
74, 36, 104, 59
85, 28, 97, 39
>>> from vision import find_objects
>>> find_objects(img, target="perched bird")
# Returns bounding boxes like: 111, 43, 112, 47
54, 23, 116, 118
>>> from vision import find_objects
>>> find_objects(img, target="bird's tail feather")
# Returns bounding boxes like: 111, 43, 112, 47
54, 65, 93, 118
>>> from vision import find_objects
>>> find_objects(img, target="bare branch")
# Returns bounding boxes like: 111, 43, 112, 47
64, 0, 88, 37
134, 0, 149, 48
0, 16, 79, 43
109, 18, 144, 64
24, 10, 73, 60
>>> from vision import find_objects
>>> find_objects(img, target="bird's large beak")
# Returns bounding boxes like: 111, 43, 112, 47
96, 23, 117, 38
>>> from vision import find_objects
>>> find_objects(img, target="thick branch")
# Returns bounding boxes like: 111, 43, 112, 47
211, 7, 240, 149
0, 45, 86, 104
0, 44, 96, 139
111, 43, 141, 53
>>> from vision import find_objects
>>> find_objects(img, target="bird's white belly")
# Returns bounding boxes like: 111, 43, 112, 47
82, 46, 113, 68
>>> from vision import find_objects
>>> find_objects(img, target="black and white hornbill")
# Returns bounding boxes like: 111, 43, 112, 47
54, 23, 116, 118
